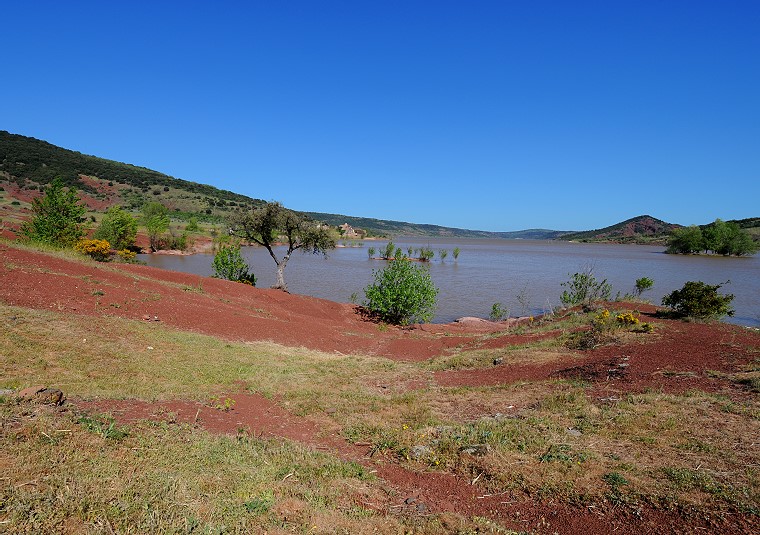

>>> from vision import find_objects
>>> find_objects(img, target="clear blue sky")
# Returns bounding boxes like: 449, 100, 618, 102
2, 1, 759, 231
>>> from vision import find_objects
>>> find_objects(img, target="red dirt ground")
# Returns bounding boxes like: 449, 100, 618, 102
3, 242, 759, 534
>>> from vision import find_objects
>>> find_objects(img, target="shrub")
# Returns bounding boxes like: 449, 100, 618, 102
19, 177, 87, 247
367, 246, 376, 259
380, 241, 395, 260
94, 206, 138, 250
616, 312, 640, 325
417, 246, 434, 262
116, 249, 137, 262
634, 277, 654, 297
489, 302, 509, 321
212, 244, 256, 286
142, 202, 170, 251
185, 217, 200, 232
74, 239, 111, 261
363, 258, 438, 325
661, 281, 734, 319
560, 269, 612, 307
452, 247, 460, 260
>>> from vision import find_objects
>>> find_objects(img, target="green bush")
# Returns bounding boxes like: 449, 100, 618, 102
94, 206, 138, 250
185, 217, 200, 232
141, 202, 170, 251
661, 281, 734, 319
19, 177, 87, 247
634, 277, 654, 297
212, 244, 256, 286
560, 269, 612, 307
363, 258, 438, 325
489, 302, 509, 321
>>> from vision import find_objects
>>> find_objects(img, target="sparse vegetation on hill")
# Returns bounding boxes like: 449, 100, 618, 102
558, 215, 681, 244
0, 130, 261, 205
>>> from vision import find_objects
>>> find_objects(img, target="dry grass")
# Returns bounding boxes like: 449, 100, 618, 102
0, 305, 423, 407
2, 301, 759, 530
345, 385, 760, 514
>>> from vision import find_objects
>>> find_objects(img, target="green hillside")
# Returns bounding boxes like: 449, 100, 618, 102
304, 212, 568, 239
4, 130, 756, 243
0, 130, 264, 221
0, 130, 569, 238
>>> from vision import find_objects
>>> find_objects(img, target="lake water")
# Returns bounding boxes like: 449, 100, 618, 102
139, 238, 760, 327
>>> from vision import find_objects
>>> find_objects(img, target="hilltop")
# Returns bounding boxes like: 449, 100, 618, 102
558, 215, 682, 244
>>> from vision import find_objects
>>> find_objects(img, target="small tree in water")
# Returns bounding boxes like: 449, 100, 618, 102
228, 202, 335, 291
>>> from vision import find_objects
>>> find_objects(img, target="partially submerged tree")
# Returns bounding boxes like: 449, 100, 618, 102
228, 202, 336, 291
19, 177, 87, 247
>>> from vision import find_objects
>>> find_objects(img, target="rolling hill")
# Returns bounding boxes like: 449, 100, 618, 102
2, 130, 757, 243
557, 215, 682, 244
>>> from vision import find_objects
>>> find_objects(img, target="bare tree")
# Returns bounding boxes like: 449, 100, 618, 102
228, 202, 335, 291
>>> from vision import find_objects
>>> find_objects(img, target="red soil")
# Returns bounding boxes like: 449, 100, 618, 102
3, 242, 759, 534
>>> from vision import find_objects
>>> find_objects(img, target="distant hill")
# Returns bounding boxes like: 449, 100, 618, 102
304, 212, 569, 239
3, 131, 757, 243
558, 215, 682, 244
0, 130, 570, 238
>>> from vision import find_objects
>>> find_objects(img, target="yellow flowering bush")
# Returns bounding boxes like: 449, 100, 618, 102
74, 239, 111, 262
616, 312, 640, 325
591, 308, 612, 330
116, 249, 137, 262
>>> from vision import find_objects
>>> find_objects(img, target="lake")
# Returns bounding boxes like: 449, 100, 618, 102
139, 238, 760, 327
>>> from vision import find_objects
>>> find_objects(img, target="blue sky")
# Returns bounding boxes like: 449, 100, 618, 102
2, 1, 759, 231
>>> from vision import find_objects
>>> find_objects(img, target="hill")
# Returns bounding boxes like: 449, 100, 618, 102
0, 130, 265, 222
1, 130, 571, 238
558, 215, 682, 244
3, 131, 757, 242
304, 211, 568, 239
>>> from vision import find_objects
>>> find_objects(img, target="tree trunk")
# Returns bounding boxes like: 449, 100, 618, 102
273, 263, 288, 291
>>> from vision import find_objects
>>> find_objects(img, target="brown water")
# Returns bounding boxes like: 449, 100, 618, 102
140, 238, 760, 327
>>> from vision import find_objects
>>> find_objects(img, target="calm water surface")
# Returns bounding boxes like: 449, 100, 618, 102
140, 238, 760, 327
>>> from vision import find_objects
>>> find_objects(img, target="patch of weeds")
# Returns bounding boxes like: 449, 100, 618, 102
91, 289, 105, 296
676, 439, 717, 453
209, 396, 236, 412
243, 489, 274, 514
182, 283, 204, 293
565, 328, 618, 350
77, 414, 129, 440
663, 467, 716, 492
602, 471, 629, 488
539, 443, 586, 464
734, 374, 760, 392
